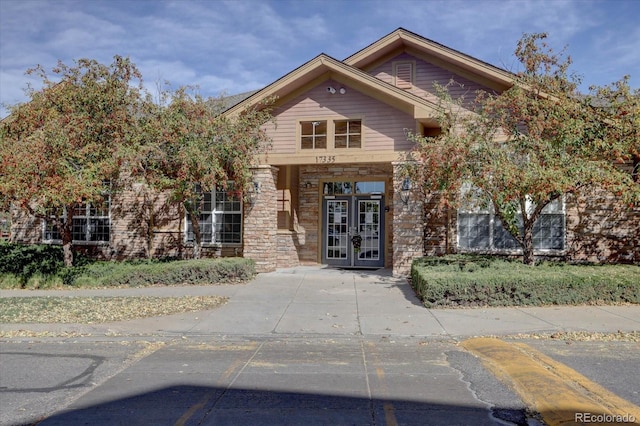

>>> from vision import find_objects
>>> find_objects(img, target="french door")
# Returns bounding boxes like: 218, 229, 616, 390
322, 196, 384, 268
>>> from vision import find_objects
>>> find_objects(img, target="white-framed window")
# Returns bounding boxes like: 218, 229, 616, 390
457, 186, 565, 252
186, 185, 242, 245
334, 119, 362, 149
300, 121, 327, 149
0, 211, 11, 240
299, 119, 363, 150
43, 197, 111, 243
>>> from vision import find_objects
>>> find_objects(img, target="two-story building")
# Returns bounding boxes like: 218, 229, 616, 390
10, 28, 639, 274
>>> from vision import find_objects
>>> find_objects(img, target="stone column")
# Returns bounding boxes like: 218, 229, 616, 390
243, 165, 279, 272
392, 162, 424, 276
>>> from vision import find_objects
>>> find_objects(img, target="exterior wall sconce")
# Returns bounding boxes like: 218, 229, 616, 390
400, 178, 411, 205
247, 181, 261, 205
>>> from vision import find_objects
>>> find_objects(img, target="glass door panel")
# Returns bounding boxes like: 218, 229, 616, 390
323, 198, 351, 266
355, 198, 383, 267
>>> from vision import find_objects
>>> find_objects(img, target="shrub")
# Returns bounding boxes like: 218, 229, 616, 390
0, 242, 256, 289
0, 243, 67, 287
71, 257, 256, 288
411, 255, 640, 308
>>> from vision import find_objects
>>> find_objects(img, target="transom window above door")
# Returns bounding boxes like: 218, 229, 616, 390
300, 119, 362, 150
323, 181, 385, 195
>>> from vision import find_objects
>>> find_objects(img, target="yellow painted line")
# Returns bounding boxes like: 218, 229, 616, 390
462, 338, 640, 426
368, 344, 397, 426
174, 392, 215, 426
383, 402, 397, 425
375, 368, 398, 426
221, 358, 247, 381
175, 342, 258, 426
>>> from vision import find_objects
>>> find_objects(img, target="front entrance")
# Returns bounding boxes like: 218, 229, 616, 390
322, 193, 384, 268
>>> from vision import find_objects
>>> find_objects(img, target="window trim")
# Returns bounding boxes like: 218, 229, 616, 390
184, 184, 243, 247
300, 120, 328, 150
334, 119, 362, 149
42, 197, 111, 245
457, 192, 566, 254
297, 117, 364, 152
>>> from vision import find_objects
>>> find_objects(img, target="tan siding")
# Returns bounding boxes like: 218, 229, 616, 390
370, 52, 494, 105
268, 79, 416, 154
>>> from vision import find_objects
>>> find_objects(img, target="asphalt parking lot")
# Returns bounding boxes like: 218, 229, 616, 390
1, 267, 639, 425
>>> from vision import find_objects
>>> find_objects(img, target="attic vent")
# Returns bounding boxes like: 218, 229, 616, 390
395, 62, 413, 89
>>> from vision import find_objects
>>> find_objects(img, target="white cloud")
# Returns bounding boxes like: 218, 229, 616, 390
1, 0, 638, 118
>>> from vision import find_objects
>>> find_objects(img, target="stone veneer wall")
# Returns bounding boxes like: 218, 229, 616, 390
298, 163, 394, 266
243, 165, 279, 272
391, 162, 425, 275
276, 231, 300, 268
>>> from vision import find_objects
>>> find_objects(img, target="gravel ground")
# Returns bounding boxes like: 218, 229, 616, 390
0, 296, 227, 324
507, 330, 640, 342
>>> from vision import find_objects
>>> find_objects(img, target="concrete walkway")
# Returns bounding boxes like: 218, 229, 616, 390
1, 266, 639, 339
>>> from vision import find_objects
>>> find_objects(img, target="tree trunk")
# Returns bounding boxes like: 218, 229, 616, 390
522, 223, 535, 266
145, 190, 154, 259
186, 204, 202, 259
61, 213, 74, 267
192, 215, 202, 260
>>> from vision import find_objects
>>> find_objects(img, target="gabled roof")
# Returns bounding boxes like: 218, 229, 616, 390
223, 28, 515, 120
344, 28, 514, 91
223, 53, 441, 124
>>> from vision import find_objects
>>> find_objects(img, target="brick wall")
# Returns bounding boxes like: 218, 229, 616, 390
565, 191, 640, 263
422, 189, 639, 264
11, 169, 635, 267
109, 184, 190, 260
9, 205, 41, 244
423, 192, 451, 256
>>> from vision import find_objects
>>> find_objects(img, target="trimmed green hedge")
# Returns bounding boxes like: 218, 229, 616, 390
410, 255, 640, 308
0, 242, 255, 288
72, 258, 255, 288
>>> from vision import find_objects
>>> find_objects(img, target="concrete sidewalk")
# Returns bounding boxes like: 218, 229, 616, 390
1, 266, 639, 339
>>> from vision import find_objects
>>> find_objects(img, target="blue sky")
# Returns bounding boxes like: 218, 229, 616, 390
1, 0, 639, 118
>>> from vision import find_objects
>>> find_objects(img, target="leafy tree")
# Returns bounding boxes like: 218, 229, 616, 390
404, 33, 639, 265
0, 57, 147, 266
137, 87, 273, 259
